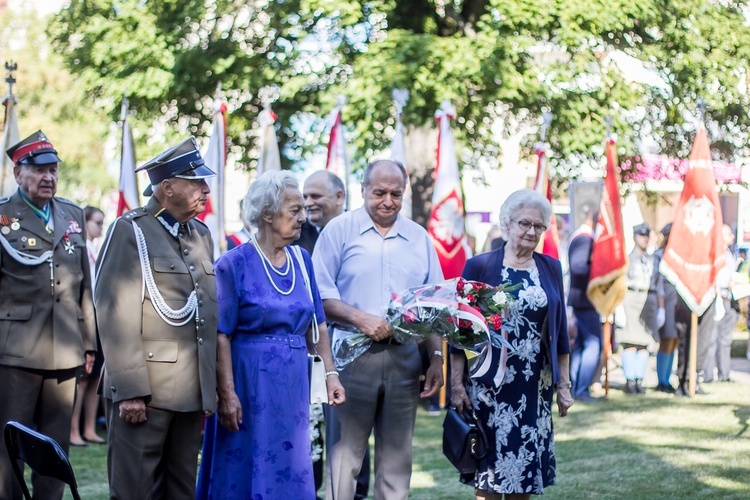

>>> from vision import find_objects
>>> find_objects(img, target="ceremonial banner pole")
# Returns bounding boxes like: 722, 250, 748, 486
689, 313, 698, 396
603, 321, 612, 396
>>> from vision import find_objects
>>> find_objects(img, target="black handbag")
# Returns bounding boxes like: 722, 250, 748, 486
442, 407, 488, 474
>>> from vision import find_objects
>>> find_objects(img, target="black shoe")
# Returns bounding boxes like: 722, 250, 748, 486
656, 383, 676, 394
623, 380, 637, 395
634, 380, 646, 395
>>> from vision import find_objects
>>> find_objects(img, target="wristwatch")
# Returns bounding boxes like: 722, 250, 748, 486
557, 381, 572, 389
432, 350, 444, 360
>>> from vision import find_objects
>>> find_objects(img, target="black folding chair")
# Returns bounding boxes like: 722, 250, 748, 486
3, 421, 81, 500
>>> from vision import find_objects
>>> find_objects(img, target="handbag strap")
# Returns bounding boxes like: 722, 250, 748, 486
290, 245, 320, 348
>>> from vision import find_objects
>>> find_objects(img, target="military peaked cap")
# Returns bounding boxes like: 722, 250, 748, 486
136, 137, 215, 196
6, 130, 62, 166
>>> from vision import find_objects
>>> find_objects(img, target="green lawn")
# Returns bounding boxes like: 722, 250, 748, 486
61, 380, 750, 499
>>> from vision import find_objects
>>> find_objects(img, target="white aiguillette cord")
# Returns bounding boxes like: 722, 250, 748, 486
132, 221, 198, 327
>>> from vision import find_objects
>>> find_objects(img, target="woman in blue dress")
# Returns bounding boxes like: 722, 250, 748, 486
196, 171, 345, 499
450, 189, 573, 499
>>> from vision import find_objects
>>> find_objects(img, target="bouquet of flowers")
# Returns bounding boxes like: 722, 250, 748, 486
331, 278, 517, 381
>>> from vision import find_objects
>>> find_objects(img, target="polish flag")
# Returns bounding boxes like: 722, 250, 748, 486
199, 101, 227, 259
256, 108, 281, 176
0, 94, 20, 197
659, 127, 725, 315
532, 142, 560, 259
428, 100, 470, 279
325, 106, 350, 200
117, 98, 139, 216
586, 138, 628, 317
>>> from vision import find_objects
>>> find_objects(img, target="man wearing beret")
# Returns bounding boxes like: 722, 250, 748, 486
0, 130, 97, 499
95, 137, 218, 499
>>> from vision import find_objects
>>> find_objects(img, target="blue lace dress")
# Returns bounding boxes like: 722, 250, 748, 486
462, 266, 556, 494
196, 244, 323, 499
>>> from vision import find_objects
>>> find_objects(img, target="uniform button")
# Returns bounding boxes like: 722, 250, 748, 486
199, 301, 203, 306
198, 338, 204, 345
200, 319, 205, 325
183, 249, 189, 255
6, 312, 9, 317
148, 352, 154, 358
55, 263, 60, 268
170, 264, 175, 270
55, 297, 60, 303
190, 265, 195, 271
111, 386, 116, 393
195, 283, 200, 289
56, 280, 61, 285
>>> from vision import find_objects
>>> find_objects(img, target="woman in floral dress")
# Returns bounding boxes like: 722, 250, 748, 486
451, 189, 573, 499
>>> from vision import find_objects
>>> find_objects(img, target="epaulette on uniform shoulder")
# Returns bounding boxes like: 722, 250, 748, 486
121, 207, 147, 221
54, 196, 80, 208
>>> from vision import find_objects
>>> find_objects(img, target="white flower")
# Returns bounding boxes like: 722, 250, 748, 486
472, 321, 485, 335
464, 283, 474, 293
492, 291, 508, 306
457, 296, 471, 306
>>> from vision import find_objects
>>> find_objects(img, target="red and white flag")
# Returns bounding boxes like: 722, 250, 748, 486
428, 100, 470, 279
325, 106, 350, 200
586, 138, 628, 317
0, 95, 20, 197
533, 142, 560, 259
199, 101, 227, 259
256, 108, 281, 176
659, 127, 725, 315
117, 98, 139, 216
390, 89, 412, 219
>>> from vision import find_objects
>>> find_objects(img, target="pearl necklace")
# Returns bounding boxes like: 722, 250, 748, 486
251, 236, 296, 295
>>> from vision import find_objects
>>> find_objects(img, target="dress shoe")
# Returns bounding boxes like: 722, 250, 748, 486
623, 380, 637, 395
655, 383, 676, 394
634, 380, 646, 395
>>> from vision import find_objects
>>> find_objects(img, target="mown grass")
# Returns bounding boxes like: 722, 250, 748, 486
58, 379, 750, 499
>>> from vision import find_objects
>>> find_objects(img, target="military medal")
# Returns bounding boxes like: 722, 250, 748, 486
10, 222, 20, 231
0, 226, 9, 235
63, 237, 75, 255
0, 214, 8, 226
28, 238, 36, 247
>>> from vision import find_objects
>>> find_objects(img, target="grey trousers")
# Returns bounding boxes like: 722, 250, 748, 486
325, 343, 421, 500
105, 400, 202, 500
0, 365, 76, 500
703, 299, 737, 382
676, 299, 716, 384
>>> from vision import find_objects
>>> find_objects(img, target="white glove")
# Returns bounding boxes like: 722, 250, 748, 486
656, 307, 666, 329
614, 305, 626, 329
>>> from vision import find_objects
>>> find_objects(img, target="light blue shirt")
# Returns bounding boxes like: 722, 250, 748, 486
312, 207, 444, 322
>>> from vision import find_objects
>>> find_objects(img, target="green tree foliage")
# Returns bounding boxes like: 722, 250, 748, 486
50, 0, 750, 181
1, 6, 113, 205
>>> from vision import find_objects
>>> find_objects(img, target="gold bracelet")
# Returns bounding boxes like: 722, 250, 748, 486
325, 371, 339, 378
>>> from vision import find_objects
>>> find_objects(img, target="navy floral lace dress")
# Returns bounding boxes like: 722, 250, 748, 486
461, 265, 556, 494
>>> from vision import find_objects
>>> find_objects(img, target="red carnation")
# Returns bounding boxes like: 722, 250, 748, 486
489, 314, 502, 331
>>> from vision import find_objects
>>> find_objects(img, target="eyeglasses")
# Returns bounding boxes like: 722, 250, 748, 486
513, 220, 547, 234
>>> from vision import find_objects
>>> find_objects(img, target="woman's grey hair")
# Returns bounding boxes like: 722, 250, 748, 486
499, 189, 552, 231
242, 170, 299, 228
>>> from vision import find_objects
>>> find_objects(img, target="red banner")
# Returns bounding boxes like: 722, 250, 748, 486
659, 128, 725, 315
533, 144, 560, 259
586, 138, 628, 317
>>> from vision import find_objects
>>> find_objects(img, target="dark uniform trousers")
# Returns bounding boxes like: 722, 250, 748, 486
95, 198, 217, 500
0, 193, 96, 500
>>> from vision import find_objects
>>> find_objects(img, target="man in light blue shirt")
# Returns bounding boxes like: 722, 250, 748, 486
313, 159, 444, 500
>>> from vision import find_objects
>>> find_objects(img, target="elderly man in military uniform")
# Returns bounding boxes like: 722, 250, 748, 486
0, 130, 96, 499
95, 138, 218, 499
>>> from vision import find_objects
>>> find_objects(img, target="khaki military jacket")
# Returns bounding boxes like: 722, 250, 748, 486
95, 198, 218, 412
0, 191, 96, 370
